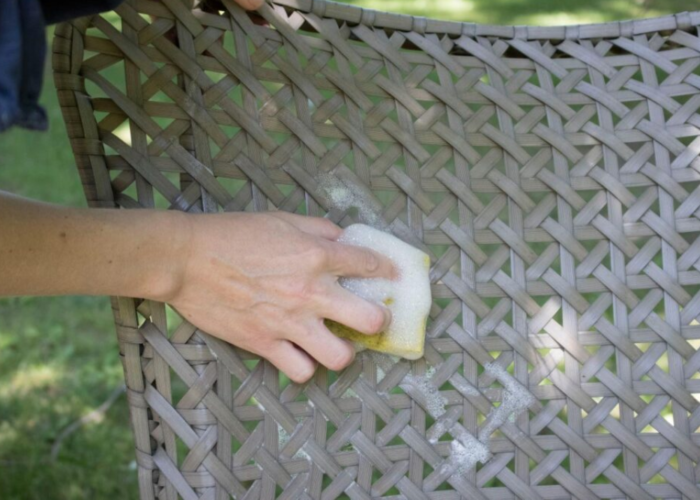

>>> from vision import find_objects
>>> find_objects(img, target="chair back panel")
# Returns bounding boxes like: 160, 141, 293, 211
53, 2, 700, 498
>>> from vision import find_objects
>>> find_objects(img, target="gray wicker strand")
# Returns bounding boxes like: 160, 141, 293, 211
52, 0, 700, 498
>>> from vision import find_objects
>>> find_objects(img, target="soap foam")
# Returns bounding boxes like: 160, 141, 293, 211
318, 174, 382, 228
402, 366, 447, 418
438, 363, 534, 476
427, 418, 450, 445
333, 224, 432, 359
319, 178, 533, 477
449, 433, 491, 474
479, 363, 535, 443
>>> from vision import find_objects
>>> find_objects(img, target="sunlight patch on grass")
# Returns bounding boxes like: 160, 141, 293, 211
522, 12, 611, 26
0, 364, 62, 399
348, 0, 476, 19
331, 0, 677, 26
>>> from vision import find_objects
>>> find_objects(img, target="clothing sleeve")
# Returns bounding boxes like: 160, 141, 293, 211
0, 0, 126, 133
39, 0, 126, 25
0, 0, 47, 132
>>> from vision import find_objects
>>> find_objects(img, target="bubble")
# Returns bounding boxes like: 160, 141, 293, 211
438, 364, 534, 476
402, 367, 447, 418
318, 174, 383, 228
331, 224, 432, 360
479, 363, 535, 443
449, 435, 490, 474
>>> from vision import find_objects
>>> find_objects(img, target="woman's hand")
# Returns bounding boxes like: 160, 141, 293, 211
234, 0, 265, 9
160, 211, 396, 383
0, 192, 395, 383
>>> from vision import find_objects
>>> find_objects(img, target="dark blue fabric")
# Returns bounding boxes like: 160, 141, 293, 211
0, 0, 126, 133
39, 0, 126, 25
0, 0, 48, 132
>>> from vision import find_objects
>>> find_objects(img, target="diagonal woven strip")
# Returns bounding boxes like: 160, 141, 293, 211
52, 1, 700, 498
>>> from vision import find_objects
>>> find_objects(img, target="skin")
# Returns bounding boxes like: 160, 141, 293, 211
1, 0, 396, 384
235, 0, 265, 9
0, 191, 396, 383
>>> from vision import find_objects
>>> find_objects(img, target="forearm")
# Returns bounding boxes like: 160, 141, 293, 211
0, 191, 188, 300
0, 190, 399, 381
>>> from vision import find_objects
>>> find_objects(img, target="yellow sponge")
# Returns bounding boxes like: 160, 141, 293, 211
326, 224, 432, 360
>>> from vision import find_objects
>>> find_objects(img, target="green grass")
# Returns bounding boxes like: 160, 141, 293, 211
0, 297, 135, 498
342, 0, 689, 25
0, 0, 689, 498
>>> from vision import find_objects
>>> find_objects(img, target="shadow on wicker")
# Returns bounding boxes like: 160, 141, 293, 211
52, 0, 700, 498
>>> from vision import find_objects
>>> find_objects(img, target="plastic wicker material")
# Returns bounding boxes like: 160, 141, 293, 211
52, 1, 700, 498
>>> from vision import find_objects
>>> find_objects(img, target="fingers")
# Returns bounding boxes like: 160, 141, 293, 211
266, 340, 317, 384
268, 212, 342, 241
293, 321, 357, 372
324, 240, 397, 280
235, 0, 264, 10
320, 286, 392, 335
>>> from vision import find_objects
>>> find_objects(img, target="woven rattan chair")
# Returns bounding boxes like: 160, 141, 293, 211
52, 1, 700, 498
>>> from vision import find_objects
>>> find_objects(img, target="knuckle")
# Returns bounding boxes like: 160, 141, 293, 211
297, 278, 325, 302
306, 245, 329, 270
318, 217, 339, 232
282, 276, 321, 303
293, 324, 315, 344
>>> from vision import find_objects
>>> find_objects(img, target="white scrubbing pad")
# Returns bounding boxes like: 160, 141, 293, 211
325, 224, 431, 360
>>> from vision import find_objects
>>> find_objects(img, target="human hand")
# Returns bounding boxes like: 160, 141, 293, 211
0, 194, 393, 383
234, 0, 265, 9
160, 211, 396, 383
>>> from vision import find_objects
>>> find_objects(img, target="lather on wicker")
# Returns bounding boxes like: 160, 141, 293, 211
52, 0, 700, 498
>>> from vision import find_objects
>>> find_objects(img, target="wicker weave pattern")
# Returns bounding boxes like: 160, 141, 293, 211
53, 1, 700, 498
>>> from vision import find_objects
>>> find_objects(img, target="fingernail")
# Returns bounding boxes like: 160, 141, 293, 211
381, 307, 392, 332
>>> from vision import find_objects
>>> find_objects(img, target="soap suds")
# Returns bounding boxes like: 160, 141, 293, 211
318, 174, 383, 228
427, 417, 450, 444
318, 173, 533, 477
479, 363, 535, 444
335, 224, 431, 359
450, 377, 480, 398
402, 367, 447, 418
424, 363, 534, 476
449, 433, 490, 474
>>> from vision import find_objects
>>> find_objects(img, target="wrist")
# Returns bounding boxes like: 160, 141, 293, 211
137, 209, 193, 303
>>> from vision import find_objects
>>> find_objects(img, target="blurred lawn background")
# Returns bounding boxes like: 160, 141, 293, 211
0, 0, 692, 497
